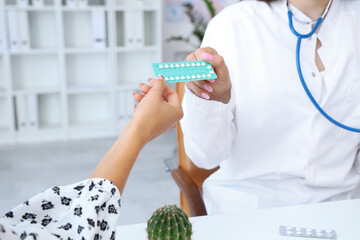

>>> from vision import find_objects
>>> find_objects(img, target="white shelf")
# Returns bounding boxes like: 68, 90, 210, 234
0, 91, 7, 98
69, 122, 113, 131
0, 97, 11, 132
62, 0, 106, 7
114, 6, 158, 11
0, 127, 11, 134
67, 87, 110, 95
15, 128, 66, 143
5, 6, 56, 11
144, 10, 157, 46
117, 51, 158, 85
0, 57, 5, 91
0, 96, 12, 144
63, 11, 93, 48
0, 126, 10, 132
66, 52, 109, 89
114, 0, 157, 7
0, 0, 162, 144
28, 11, 57, 49
115, 11, 125, 46
0, 129, 12, 145
115, 9, 158, 48
13, 88, 59, 95
11, 54, 60, 91
117, 84, 140, 91
38, 93, 62, 130
68, 122, 114, 140
5, 0, 55, 6
12, 93, 62, 136
68, 92, 112, 128
62, 6, 107, 11
63, 10, 108, 49
115, 46, 158, 52
9, 49, 57, 55
64, 48, 109, 54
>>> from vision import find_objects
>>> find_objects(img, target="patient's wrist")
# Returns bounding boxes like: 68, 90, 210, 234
125, 121, 148, 147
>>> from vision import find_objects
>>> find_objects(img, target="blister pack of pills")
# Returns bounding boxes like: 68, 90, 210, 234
152, 61, 217, 83
279, 226, 337, 239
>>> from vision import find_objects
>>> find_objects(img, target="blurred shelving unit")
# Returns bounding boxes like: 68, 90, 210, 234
0, 0, 162, 144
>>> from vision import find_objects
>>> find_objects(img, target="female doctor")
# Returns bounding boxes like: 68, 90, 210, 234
181, 0, 360, 214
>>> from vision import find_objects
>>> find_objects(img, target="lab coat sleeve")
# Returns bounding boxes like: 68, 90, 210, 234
180, 14, 237, 169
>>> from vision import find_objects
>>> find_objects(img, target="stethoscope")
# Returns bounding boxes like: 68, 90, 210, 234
287, 0, 360, 133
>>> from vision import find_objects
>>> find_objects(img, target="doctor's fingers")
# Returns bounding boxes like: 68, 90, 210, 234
204, 54, 229, 81
193, 47, 218, 60
191, 80, 214, 94
186, 47, 219, 62
192, 52, 229, 82
186, 52, 198, 62
186, 81, 212, 100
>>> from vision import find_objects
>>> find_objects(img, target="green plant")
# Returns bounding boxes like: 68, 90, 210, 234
167, 0, 216, 47
147, 205, 192, 240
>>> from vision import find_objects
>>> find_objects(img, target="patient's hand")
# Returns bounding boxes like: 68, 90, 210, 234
131, 77, 183, 143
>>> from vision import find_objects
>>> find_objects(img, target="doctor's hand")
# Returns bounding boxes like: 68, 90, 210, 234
186, 47, 231, 104
131, 77, 183, 143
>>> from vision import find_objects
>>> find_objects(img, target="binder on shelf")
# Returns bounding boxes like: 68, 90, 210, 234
27, 94, 39, 130
7, 11, 20, 51
18, 11, 31, 50
0, 23, 3, 51
127, 90, 135, 120
17, 0, 30, 7
118, 90, 127, 122
15, 95, 28, 132
124, 12, 133, 48
91, 10, 107, 49
136, 0, 145, 6
78, 0, 89, 7
32, 0, 45, 7
124, 11, 144, 48
66, 0, 79, 7
134, 11, 144, 48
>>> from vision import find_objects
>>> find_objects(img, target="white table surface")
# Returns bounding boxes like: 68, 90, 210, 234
116, 199, 360, 240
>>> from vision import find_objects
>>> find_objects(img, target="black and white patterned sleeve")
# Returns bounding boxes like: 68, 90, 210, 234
0, 178, 121, 240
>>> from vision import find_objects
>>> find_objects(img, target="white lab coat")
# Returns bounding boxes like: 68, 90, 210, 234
181, 0, 360, 214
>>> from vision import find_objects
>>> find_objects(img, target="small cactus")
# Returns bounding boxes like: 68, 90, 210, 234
147, 205, 192, 240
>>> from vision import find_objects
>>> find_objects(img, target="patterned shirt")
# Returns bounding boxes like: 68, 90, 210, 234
0, 178, 121, 240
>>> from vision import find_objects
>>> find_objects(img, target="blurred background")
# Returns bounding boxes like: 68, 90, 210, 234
0, 0, 237, 225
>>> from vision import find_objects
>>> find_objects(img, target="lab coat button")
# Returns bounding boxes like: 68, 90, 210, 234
311, 72, 316, 77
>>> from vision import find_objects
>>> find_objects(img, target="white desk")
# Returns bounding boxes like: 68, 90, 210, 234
116, 199, 360, 240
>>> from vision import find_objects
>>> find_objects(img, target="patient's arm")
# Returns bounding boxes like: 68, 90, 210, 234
91, 77, 183, 194
90, 123, 145, 195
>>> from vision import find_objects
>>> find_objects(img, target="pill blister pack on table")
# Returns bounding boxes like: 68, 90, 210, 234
279, 226, 337, 239
152, 61, 217, 83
